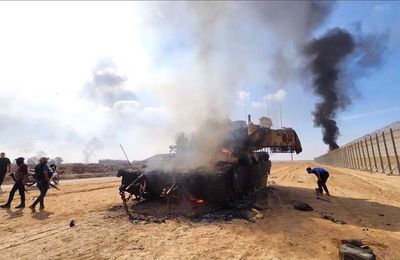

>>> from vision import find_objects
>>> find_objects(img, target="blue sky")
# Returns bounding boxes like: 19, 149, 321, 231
238, 1, 400, 159
0, 1, 399, 162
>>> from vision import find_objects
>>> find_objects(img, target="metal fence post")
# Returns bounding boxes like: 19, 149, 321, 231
337, 150, 340, 167
357, 142, 364, 170
390, 128, 400, 175
358, 143, 363, 170
350, 145, 355, 169
341, 149, 345, 168
345, 147, 350, 168
364, 138, 372, 172
376, 133, 384, 173
382, 131, 392, 174
333, 151, 336, 166
352, 144, 357, 169
360, 141, 368, 171
353, 144, 360, 170
349, 146, 355, 169
369, 135, 378, 172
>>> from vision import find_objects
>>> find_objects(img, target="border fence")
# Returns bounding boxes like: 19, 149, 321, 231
315, 121, 400, 175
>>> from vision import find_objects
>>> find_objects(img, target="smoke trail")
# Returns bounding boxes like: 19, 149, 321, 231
304, 28, 355, 150
82, 59, 137, 108
304, 25, 388, 150
83, 137, 103, 163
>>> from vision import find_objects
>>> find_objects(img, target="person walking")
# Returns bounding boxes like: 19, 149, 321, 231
0, 152, 11, 192
29, 157, 51, 212
306, 167, 330, 196
1, 157, 28, 209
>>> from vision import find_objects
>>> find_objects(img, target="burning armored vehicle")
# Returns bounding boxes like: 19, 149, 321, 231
118, 116, 302, 206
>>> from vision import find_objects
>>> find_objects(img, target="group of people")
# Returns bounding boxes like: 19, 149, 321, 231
1, 149, 332, 214
0, 153, 53, 212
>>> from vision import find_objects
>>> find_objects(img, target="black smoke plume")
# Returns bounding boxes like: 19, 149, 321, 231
304, 28, 355, 150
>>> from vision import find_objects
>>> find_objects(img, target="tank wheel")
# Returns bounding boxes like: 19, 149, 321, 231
26, 180, 36, 187
52, 176, 60, 185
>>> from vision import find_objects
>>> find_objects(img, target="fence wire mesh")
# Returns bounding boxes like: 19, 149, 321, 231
315, 121, 400, 175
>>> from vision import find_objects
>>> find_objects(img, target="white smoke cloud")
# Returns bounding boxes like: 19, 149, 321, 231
82, 59, 137, 108
83, 137, 103, 163
0, 2, 338, 162
265, 89, 287, 102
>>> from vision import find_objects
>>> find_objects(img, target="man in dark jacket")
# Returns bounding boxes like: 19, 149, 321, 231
1, 157, 28, 209
306, 167, 330, 196
29, 157, 51, 212
0, 152, 11, 191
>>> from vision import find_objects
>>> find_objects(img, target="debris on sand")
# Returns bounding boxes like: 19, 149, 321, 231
249, 207, 265, 220
339, 239, 376, 260
320, 214, 346, 224
129, 215, 166, 224
190, 212, 252, 223
294, 202, 313, 212
341, 239, 363, 247
251, 208, 262, 214
316, 196, 331, 203
69, 220, 75, 227
254, 213, 264, 219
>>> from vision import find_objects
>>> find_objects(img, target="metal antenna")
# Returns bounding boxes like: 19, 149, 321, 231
244, 98, 247, 121
279, 105, 283, 128
120, 144, 134, 170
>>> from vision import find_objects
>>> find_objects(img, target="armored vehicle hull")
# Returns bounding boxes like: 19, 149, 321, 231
118, 116, 301, 205
118, 152, 270, 204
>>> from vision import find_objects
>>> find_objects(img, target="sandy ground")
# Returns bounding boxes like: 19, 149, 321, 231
1, 162, 400, 260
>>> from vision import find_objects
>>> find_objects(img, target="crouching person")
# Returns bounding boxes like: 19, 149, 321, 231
1, 157, 28, 209
306, 167, 330, 196
29, 157, 51, 212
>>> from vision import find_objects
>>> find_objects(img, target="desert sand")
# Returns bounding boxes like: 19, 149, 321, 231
1, 162, 400, 259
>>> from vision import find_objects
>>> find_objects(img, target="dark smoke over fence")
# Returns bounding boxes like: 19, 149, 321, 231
304, 26, 387, 150
304, 28, 355, 150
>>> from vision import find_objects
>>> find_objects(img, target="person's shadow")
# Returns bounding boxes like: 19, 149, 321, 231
31, 210, 53, 220
4, 208, 24, 219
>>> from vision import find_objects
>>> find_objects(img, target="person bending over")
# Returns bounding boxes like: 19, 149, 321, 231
306, 167, 330, 196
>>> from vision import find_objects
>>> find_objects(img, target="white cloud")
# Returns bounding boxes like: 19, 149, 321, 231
372, 4, 388, 14
339, 106, 400, 121
238, 91, 250, 101
113, 100, 141, 113
264, 89, 287, 102
252, 101, 265, 108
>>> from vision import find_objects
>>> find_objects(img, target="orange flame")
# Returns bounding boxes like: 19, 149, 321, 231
189, 196, 205, 204
220, 147, 231, 154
